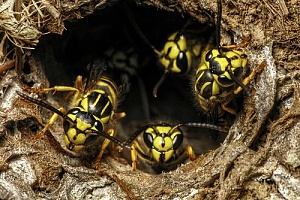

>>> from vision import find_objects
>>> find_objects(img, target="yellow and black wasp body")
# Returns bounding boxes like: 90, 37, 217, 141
156, 31, 201, 76
194, 47, 248, 116
193, 0, 266, 118
62, 75, 121, 152
17, 58, 129, 168
124, 123, 228, 173
124, 2, 203, 97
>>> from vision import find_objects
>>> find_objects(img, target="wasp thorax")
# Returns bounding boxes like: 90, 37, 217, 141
79, 91, 113, 124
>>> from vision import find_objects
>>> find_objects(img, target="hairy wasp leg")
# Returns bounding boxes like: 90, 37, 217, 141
186, 146, 197, 161
222, 37, 251, 49
35, 107, 66, 139
94, 129, 115, 170
221, 100, 238, 116
234, 61, 266, 95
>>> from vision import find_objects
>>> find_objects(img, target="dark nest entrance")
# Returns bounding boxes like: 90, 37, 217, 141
0, 0, 299, 199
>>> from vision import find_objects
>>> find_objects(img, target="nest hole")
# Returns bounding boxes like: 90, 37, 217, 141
30, 1, 227, 174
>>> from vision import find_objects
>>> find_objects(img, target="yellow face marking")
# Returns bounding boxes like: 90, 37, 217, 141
171, 63, 182, 73
164, 149, 175, 162
160, 57, 171, 69
145, 125, 182, 163
153, 136, 173, 151
211, 49, 220, 57
152, 148, 175, 163
152, 149, 161, 163
65, 128, 86, 144
64, 134, 71, 148
164, 41, 180, 60
73, 145, 84, 152
68, 114, 76, 121
150, 126, 171, 135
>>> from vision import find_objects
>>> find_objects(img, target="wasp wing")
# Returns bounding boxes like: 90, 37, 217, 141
85, 57, 108, 92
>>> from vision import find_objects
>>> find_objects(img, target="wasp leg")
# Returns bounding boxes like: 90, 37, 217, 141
35, 107, 66, 139
221, 101, 238, 116
108, 112, 126, 154
94, 128, 115, 170
26, 76, 84, 107
222, 37, 250, 49
108, 115, 128, 164
28, 85, 80, 108
63, 75, 84, 103
28, 86, 79, 94
186, 145, 197, 161
131, 143, 139, 171
234, 61, 266, 95
197, 95, 210, 113
114, 112, 126, 120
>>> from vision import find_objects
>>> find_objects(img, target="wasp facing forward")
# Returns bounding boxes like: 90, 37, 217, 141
193, 0, 266, 119
17, 58, 128, 169
123, 123, 228, 173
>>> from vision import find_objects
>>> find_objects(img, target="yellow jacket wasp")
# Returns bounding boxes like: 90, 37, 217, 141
123, 122, 228, 173
17, 58, 130, 169
124, 2, 202, 97
193, 0, 266, 118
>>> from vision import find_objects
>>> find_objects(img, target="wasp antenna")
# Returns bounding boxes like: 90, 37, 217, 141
91, 130, 131, 150
123, 1, 160, 55
175, 122, 229, 133
153, 70, 169, 97
16, 91, 71, 121
124, 125, 151, 146
216, 0, 222, 49
227, 70, 250, 96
